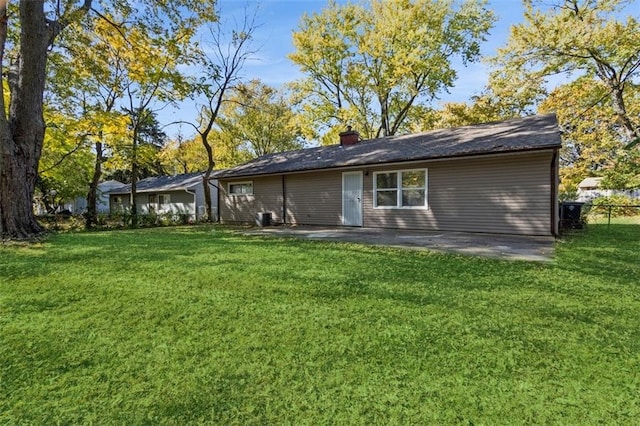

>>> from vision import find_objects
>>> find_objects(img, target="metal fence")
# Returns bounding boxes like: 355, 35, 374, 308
560, 202, 640, 230
560, 201, 640, 230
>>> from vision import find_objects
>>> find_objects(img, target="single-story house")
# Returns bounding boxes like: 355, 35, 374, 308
578, 177, 603, 191
576, 177, 604, 202
576, 176, 640, 202
72, 180, 123, 214
34, 180, 123, 215
109, 172, 218, 221
212, 114, 562, 236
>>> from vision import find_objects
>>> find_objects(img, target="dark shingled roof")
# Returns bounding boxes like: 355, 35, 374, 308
109, 172, 204, 195
212, 114, 562, 179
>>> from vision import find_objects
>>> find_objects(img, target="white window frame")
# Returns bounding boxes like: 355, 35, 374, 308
373, 169, 428, 209
228, 181, 253, 196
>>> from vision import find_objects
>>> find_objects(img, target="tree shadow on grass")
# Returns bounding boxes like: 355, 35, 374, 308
0, 227, 254, 284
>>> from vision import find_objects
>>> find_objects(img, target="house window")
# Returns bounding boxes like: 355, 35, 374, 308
113, 196, 123, 204
159, 194, 170, 205
375, 172, 398, 207
229, 181, 253, 195
147, 194, 157, 213
373, 169, 427, 208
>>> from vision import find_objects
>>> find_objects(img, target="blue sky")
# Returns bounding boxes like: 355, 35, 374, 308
166, 0, 526, 137
221, 0, 525, 102
162, 0, 635, 138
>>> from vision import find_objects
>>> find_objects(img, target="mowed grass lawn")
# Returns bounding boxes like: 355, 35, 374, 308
1, 222, 639, 424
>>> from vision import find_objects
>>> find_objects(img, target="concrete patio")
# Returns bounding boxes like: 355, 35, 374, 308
241, 225, 556, 262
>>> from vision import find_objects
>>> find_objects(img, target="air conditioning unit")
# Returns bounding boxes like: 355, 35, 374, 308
256, 212, 272, 227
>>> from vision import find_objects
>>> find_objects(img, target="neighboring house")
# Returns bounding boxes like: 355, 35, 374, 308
34, 180, 123, 215
212, 114, 562, 236
576, 177, 604, 202
576, 177, 640, 202
109, 172, 218, 221
71, 180, 124, 214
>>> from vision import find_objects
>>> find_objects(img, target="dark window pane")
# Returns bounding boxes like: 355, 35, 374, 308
402, 189, 425, 207
230, 183, 252, 194
376, 172, 397, 189
376, 190, 398, 206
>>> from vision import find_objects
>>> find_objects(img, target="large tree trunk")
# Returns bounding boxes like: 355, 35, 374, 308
0, 1, 48, 239
1, 144, 43, 237
0, 1, 7, 238
203, 170, 213, 222
0, 0, 93, 239
85, 140, 103, 229
130, 125, 139, 227
201, 134, 214, 222
610, 84, 640, 144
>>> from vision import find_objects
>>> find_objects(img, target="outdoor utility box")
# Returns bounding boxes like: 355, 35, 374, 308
256, 212, 272, 227
560, 201, 585, 230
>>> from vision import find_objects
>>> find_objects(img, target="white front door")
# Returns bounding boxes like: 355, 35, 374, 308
342, 171, 363, 226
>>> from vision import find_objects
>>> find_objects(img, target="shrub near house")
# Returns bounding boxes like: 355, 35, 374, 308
587, 195, 640, 217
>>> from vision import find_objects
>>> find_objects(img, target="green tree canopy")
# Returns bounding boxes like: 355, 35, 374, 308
539, 77, 629, 193
493, 0, 640, 147
289, 0, 495, 142
0, 0, 216, 239
159, 133, 210, 175
37, 110, 94, 213
217, 80, 306, 157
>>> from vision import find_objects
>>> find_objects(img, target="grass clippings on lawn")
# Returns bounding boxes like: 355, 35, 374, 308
1, 223, 639, 424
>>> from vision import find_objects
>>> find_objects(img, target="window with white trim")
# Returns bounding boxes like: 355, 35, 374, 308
229, 181, 253, 195
373, 169, 427, 208
159, 194, 170, 205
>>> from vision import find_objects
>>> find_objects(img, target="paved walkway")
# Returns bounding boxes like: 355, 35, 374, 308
241, 226, 555, 262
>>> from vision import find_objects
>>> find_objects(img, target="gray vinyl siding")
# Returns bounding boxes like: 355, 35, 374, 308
220, 176, 283, 223
219, 172, 342, 226
218, 150, 555, 235
111, 191, 196, 215
109, 188, 217, 220
147, 191, 196, 216
108, 179, 217, 220
285, 171, 342, 226
364, 151, 553, 235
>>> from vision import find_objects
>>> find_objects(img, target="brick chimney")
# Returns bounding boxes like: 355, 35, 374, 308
339, 126, 360, 146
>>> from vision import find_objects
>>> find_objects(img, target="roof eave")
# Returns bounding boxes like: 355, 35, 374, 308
213, 145, 561, 180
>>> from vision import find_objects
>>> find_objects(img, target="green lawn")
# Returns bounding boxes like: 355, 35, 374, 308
1, 223, 639, 424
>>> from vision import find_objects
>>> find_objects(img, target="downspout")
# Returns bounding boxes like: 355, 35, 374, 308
281, 175, 287, 225
212, 181, 221, 223
205, 179, 220, 223
550, 149, 559, 237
